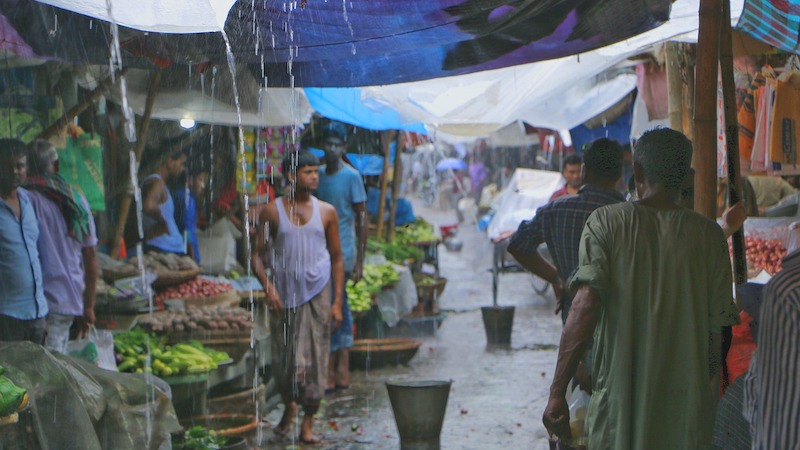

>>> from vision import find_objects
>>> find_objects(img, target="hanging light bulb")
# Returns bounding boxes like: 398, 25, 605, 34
180, 118, 196, 129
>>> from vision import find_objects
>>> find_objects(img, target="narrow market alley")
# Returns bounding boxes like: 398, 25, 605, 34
260, 199, 563, 449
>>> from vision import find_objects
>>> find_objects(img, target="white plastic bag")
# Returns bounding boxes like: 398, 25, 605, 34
567, 387, 590, 447
67, 326, 118, 371
198, 218, 242, 274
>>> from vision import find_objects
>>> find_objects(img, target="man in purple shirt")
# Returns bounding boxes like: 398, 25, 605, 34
0, 138, 47, 343
25, 139, 98, 354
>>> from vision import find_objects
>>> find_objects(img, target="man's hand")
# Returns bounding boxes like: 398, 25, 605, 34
543, 395, 571, 440
331, 302, 343, 331
552, 278, 565, 315
721, 201, 746, 239
75, 308, 96, 338
352, 261, 364, 284
265, 284, 283, 313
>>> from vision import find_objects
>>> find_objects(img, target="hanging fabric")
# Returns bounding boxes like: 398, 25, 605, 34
768, 70, 800, 166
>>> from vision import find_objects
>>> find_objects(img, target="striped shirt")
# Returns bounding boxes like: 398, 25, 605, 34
744, 249, 800, 450
507, 184, 625, 282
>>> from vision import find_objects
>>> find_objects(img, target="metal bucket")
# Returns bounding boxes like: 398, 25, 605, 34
481, 306, 515, 347
386, 380, 452, 450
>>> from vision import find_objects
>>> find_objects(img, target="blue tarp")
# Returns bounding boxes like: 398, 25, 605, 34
304, 88, 427, 133
3, 0, 674, 87
569, 105, 634, 152
309, 143, 396, 176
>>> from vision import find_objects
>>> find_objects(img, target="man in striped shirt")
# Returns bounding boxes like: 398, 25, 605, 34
508, 138, 625, 324
744, 247, 800, 449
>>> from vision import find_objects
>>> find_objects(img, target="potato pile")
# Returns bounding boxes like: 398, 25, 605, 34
155, 278, 234, 302
108, 252, 200, 276
137, 305, 252, 334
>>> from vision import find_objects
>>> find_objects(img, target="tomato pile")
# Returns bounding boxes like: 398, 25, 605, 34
731, 237, 787, 274
155, 278, 234, 301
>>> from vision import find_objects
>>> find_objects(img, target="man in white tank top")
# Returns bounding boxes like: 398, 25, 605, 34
251, 150, 344, 444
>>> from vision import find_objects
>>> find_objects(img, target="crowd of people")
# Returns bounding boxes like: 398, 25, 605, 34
506, 129, 797, 449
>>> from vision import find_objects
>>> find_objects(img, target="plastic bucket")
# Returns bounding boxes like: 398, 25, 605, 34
481, 306, 515, 347
386, 380, 452, 450
439, 224, 458, 239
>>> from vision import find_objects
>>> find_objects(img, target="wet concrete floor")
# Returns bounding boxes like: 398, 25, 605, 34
259, 199, 563, 449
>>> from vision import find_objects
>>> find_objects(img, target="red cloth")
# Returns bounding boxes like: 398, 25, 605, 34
727, 311, 757, 384
549, 185, 571, 202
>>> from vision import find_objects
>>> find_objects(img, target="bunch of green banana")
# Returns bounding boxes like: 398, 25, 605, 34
115, 329, 230, 377
346, 279, 373, 313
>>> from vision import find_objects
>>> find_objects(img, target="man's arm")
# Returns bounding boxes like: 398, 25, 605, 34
250, 204, 282, 311
352, 201, 367, 282
323, 205, 344, 330
508, 245, 564, 308
79, 246, 98, 335
543, 284, 602, 439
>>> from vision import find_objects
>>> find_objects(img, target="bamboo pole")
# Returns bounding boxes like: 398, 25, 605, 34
693, 0, 722, 219
682, 44, 697, 143
110, 71, 161, 258
720, 0, 747, 285
376, 130, 394, 240
666, 42, 684, 132
387, 132, 403, 242
37, 68, 129, 141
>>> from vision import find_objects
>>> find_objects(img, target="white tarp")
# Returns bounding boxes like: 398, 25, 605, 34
37, 0, 236, 33
486, 168, 565, 240
80, 66, 313, 128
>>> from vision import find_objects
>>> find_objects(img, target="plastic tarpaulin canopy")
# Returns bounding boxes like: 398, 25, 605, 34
304, 88, 426, 134
5, 0, 675, 87
0, 341, 180, 450
486, 168, 564, 240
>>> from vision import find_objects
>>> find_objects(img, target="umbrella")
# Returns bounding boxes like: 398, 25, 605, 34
436, 158, 467, 171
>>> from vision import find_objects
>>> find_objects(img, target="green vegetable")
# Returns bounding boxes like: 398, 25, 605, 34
346, 263, 400, 312
173, 425, 227, 450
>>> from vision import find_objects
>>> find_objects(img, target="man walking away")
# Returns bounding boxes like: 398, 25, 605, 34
251, 150, 344, 444
543, 129, 740, 449
25, 139, 98, 354
0, 138, 48, 343
508, 138, 625, 324
316, 122, 367, 392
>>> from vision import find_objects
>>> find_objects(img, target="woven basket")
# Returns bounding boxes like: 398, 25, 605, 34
101, 268, 140, 284
415, 277, 447, 304
152, 268, 202, 289
350, 338, 422, 369
182, 289, 240, 308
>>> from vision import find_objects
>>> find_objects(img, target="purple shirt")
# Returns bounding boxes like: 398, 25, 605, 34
28, 192, 97, 316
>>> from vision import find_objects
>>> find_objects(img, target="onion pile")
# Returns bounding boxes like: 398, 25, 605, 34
155, 278, 233, 302
731, 237, 787, 275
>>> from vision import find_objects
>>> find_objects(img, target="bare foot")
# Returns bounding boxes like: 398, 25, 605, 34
299, 414, 321, 444
273, 402, 297, 436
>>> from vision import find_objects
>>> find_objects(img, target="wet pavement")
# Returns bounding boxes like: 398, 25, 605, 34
259, 198, 563, 449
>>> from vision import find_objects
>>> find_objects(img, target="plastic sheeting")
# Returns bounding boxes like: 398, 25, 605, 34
0, 341, 180, 450
486, 168, 564, 240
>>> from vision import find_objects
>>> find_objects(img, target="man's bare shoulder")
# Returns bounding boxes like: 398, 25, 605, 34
317, 199, 339, 221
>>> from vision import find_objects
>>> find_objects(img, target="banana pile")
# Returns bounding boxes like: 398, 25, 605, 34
114, 328, 229, 377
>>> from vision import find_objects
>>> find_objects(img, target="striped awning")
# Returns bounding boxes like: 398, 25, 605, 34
737, 0, 800, 53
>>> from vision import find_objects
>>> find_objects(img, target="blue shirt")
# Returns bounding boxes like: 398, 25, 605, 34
508, 184, 625, 282
172, 187, 199, 262
0, 188, 48, 319
145, 175, 185, 254
316, 164, 367, 272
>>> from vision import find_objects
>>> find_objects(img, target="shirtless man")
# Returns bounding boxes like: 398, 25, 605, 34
251, 150, 344, 444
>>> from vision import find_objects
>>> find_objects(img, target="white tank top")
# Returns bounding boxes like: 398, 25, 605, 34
272, 196, 331, 309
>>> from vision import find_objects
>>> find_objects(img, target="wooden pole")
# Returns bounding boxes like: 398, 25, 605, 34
110, 71, 161, 258
387, 132, 403, 242
720, 0, 747, 285
666, 42, 684, 132
376, 130, 394, 240
37, 68, 129, 141
682, 44, 697, 143
693, 0, 722, 219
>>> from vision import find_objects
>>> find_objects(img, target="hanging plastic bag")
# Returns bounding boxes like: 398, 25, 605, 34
67, 326, 118, 371
548, 387, 590, 450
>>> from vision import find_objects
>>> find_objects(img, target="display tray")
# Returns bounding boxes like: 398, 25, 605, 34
350, 338, 422, 369
152, 268, 202, 289
181, 290, 240, 308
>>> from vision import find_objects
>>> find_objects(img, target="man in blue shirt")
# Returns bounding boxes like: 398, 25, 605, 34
0, 138, 48, 343
316, 122, 367, 391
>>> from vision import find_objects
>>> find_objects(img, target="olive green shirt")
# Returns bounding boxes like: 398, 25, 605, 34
571, 202, 740, 450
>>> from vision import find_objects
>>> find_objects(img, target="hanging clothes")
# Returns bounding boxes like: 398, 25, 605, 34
738, 67, 772, 166
768, 71, 800, 166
